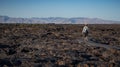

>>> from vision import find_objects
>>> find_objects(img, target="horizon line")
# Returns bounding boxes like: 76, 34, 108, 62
1, 15, 120, 22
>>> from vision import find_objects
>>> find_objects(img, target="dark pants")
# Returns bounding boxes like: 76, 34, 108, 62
83, 32, 88, 37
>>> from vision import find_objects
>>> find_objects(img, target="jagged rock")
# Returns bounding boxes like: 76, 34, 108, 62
7, 48, 16, 55
0, 24, 120, 67
21, 47, 34, 53
0, 59, 13, 67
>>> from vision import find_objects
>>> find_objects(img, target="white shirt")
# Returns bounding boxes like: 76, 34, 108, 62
82, 26, 89, 33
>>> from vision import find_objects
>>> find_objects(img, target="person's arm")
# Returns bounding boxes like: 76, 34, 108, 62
86, 26, 89, 32
82, 26, 85, 34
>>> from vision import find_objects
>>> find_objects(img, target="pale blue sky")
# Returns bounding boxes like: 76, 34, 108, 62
0, 0, 120, 21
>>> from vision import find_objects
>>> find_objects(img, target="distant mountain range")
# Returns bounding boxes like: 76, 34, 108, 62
0, 16, 120, 24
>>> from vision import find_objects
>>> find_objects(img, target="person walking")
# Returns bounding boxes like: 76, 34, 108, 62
82, 24, 89, 42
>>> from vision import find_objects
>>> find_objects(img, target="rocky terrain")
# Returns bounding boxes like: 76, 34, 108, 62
0, 24, 120, 67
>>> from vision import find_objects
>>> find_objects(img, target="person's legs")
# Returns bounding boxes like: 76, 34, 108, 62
85, 36, 88, 41
83, 34, 87, 42
83, 33, 89, 44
